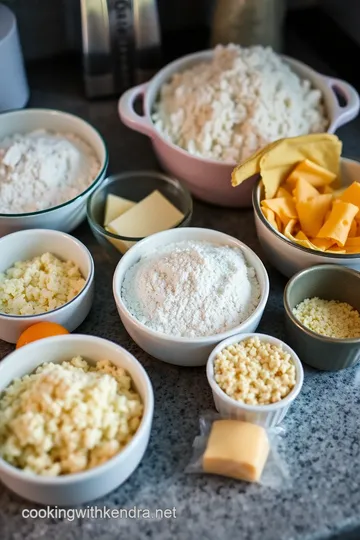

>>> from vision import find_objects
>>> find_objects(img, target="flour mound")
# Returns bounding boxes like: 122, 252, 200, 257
122, 240, 261, 338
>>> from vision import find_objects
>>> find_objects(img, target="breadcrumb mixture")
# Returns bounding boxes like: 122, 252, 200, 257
0, 357, 143, 476
293, 297, 360, 339
0, 252, 86, 316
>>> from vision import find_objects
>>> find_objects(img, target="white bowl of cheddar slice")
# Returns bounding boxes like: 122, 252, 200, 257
239, 133, 360, 277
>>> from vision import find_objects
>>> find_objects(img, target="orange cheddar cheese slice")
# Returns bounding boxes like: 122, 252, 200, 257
317, 200, 358, 246
338, 182, 360, 213
310, 237, 335, 251
261, 207, 279, 231
261, 197, 297, 226
293, 177, 320, 204
348, 219, 358, 238
286, 159, 336, 189
296, 194, 333, 238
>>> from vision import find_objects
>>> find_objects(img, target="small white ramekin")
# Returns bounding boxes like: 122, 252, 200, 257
0, 229, 95, 343
207, 333, 304, 427
0, 334, 154, 505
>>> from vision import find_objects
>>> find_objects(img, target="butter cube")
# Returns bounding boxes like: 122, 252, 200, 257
203, 420, 269, 482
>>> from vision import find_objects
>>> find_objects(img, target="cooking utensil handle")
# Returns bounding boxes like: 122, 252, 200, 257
324, 76, 360, 132
118, 83, 153, 137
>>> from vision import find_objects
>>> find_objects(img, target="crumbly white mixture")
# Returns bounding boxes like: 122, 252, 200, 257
293, 297, 360, 339
0, 357, 143, 476
0, 252, 85, 316
121, 240, 261, 338
0, 129, 100, 214
152, 44, 328, 162
214, 336, 296, 406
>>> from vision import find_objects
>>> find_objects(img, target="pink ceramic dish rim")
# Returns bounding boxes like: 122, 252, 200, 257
118, 49, 360, 168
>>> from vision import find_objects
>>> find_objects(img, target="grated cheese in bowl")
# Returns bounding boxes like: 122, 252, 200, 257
152, 44, 328, 163
0, 252, 86, 316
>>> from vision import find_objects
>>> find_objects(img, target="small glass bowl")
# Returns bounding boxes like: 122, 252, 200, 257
87, 170, 193, 261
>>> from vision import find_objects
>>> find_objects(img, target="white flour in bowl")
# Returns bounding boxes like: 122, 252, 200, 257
0, 130, 100, 214
121, 240, 261, 338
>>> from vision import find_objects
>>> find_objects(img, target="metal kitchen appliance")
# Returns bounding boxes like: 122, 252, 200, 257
80, 0, 161, 98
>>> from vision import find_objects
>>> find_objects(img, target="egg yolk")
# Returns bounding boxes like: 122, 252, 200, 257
16, 322, 69, 349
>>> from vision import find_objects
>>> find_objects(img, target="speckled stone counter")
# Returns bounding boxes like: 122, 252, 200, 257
1, 36, 360, 540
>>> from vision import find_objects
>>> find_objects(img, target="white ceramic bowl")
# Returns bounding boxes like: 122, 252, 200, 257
0, 108, 108, 235
0, 229, 94, 343
0, 334, 154, 505
253, 157, 360, 278
119, 49, 359, 208
207, 333, 304, 427
113, 227, 269, 366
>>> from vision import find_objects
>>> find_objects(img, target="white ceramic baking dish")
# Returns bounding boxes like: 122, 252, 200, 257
119, 50, 359, 208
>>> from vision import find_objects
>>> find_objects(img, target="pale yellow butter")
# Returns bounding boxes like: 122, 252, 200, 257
104, 194, 135, 226
107, 190, 184, 238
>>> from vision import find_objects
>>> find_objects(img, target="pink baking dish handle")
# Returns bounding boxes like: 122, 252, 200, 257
118, 83, 154, 137
324, 75, 360, 132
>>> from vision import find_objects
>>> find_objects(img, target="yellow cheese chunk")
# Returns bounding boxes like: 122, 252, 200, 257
339, 182, 360, 214
104, 194, 135, 226
296, 194, 333, 238
320, 185, 334, 195
261, 197, 297, 226
317, 200, 358, 246
107, 190, 184, 238
202, 420, 270, 483
286, 159, 336, 189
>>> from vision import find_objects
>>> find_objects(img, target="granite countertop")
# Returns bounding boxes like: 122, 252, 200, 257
1, 34, 360, 540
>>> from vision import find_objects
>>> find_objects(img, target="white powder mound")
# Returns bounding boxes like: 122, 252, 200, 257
0, 129, 100, 214
152, 44, 328, 163
121, 240, 261, 338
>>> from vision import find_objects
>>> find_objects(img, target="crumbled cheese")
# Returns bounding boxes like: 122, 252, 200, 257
0, 130, 100, 214
293, 297, 360, 339
214, 336, 296, 406
0, 252, 86, 316
0, 357, 143, 476
152, 44, 328, 163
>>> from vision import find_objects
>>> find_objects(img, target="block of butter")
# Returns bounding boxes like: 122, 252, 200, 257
106, 190, 184, 239
203, 419, 270, 482
104, 194, 135, 226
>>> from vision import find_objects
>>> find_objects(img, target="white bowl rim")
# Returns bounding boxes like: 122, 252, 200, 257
113, 227, 270, 344
253, 156, 360, 260
0, 108, 109, 218
0, 334, 154, 484
0, 229, 94, 321
143, 49, 331, 168
206, 332, 304, 412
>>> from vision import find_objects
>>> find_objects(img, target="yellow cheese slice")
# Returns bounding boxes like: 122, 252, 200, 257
320, 185, 334, 195
202, 420, 270, 483
293, 177, 320, 204
231, 140, 281, 187
310, 237, 335, 251
261, 197, 297, 226
296, 194, 333, 238
275, 186, 293, 199
104, 194, 135, 226
345, 236, 360, 247
284, 219, 298, 237
261, 207, 279, 231
317, 200, 358, 246
258, 134, 342, 198
338, 182, 360, 214
286, 158, 336, 189
105, 227, 135, 255
348, 219, 357, 238
107, 190, 184, 238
